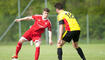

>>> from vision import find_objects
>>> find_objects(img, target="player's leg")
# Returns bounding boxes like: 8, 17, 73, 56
57, 40, 65, 60
34, 40, 41, 60
12, 37, 28, 59
72, 41, 86, 60
72, 31, 86, 60
57, 31, 72, 60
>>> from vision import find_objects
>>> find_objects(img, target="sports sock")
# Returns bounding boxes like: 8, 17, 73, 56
76, 47, 86, 60
35, 47, 40, 60
57, 48, 63, 60
16, 41, 22, 56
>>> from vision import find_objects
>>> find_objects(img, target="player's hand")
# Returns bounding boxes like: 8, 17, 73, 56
57, 40, 62, 44
15, 19, 21, 22
49, 40, 53, 45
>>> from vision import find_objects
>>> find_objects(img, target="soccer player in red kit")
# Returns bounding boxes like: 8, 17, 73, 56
12, 8, 53, 60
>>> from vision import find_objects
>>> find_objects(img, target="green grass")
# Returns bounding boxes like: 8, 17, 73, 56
0, 43, 105, 60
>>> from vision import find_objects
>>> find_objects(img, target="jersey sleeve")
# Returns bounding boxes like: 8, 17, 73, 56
32, 15, 36, 20
32, 15, 41, 20
57, 13, 65, 25
47, 20, 52, 31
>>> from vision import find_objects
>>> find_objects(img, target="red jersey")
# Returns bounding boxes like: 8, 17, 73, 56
27, 15, 51, 34
22, 15, 51, 41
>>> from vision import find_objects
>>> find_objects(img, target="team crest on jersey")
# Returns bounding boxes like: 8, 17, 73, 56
37, 19, 48, 28
38, 19, 41, 21
45, 22, 47, 25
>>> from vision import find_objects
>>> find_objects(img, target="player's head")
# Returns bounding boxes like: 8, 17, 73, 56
42, 8, 50, 19
54, 3, 64, 13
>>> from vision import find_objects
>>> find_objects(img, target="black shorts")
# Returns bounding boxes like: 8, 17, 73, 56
62, 30, 80, 43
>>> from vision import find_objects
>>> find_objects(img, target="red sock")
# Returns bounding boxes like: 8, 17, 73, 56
15, 41, 22, 56
35, 47, 40, 60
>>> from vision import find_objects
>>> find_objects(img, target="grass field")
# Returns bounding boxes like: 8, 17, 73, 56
0, 43, 105, 60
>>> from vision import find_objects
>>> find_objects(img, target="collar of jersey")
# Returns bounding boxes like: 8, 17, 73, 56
59, 10, 64, 13
42, 16, 48, 20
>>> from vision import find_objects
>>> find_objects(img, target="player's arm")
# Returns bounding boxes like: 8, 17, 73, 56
48, 23, 53, 45
57, 13, 65, 44
58, 20, 64, 44
48, 30, 53, 45
15, 16, 33, 22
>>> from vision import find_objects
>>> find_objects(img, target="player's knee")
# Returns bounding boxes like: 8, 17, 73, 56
19, 39, 23, 43
19, 39, 25, 43
73, 44, 78, 48
35, 40, 40, 47
57, 44, 62, 48
19, 37, 27, 43
72, 42, 79, 48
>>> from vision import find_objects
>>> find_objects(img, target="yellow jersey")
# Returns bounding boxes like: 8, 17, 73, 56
57, 10, 80, 31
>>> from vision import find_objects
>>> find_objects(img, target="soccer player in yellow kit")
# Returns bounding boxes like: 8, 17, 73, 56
54, 3, 86, 60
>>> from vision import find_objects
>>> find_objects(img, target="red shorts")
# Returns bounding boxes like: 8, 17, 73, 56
22, 30, 41, 42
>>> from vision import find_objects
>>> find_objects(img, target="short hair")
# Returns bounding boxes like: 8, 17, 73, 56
54, 3, 64, 9
43, 8, 50, 12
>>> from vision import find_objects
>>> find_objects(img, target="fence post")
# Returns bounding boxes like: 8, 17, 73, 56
86, 14, 89, 44
57, 20, 59, 42
45, 0, 49, 44
18, 0, 21, 38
